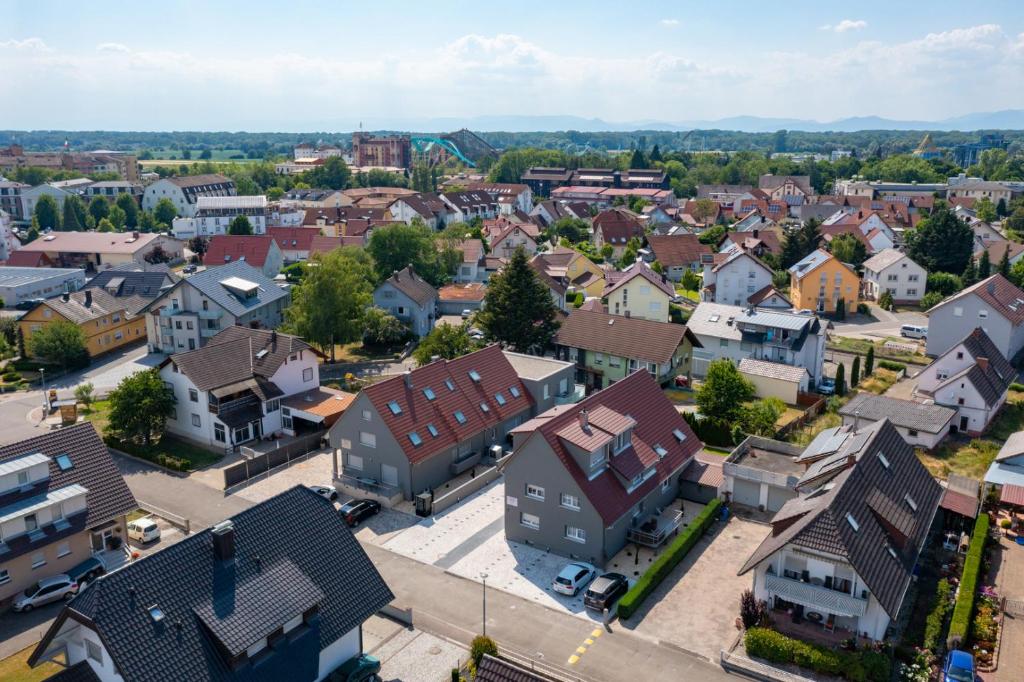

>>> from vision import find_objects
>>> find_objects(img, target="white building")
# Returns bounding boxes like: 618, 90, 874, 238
861, 249, 926, 304
701, 248, 775, 306
0, 266, 85, 307
142, 174, 236, 218
171, 195, 268, 238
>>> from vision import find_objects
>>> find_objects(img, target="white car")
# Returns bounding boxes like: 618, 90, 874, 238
127, 518, 161, 544
552, 562, 597, 596
307, 484, 339, 502
14, 574, 78, 612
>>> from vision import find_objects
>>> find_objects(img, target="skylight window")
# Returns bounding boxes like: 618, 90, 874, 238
654, 444, 668, 457
495, 392, 506, 406
148, 605, 165, 623
886, 544, 898, 560
709, 314, 721, 323
672, 429, 686, 443
423, 387, 436, 401
480, 402, 490, 413
509, 386, 521, 398
445, 379, 455, 391
904, 493, 918, 512
468, 370, 481, 382
454, 410, 467, 424
427, 423, 439, 437
408, 432, 422, 446
55, 454, 73, 471
845, 512, 860, 532
877, 452, 890, 469
387, 401, 402, 415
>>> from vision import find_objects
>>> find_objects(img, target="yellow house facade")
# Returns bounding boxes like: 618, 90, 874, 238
788, 248, 861, 314
20, 289, 146, 359
565, 251, 606, 298
602, 260, 676, 322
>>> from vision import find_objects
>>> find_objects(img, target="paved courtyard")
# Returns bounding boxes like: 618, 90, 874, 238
365, 616, 467, 682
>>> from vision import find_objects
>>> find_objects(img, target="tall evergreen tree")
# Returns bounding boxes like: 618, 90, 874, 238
62, 196, 83, 231
864, 345, 874, 377
978, 250, 991, 279
88, 196, 110, 225
962, 258, 978, 286
115, 192, 139, 228
34, 195, 60, 231
649, 144, 663, 163
997, 197, 1009, 217
999, 247, 1011, 277
477, 246, 560, 353
906, 205, 974, 275
629, 149, 647, 169
851, 355, 861, 387
835, 364, 846, 397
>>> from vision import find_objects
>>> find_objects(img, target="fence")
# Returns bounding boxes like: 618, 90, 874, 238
137, 499, 191, 534
774, 394, 826, 440
431, 464, 502, 515
222, 430, 326, 489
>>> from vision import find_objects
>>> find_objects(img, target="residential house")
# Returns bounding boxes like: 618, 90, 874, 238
159, 327, 338, 449
202, 235, 284, 280
488, 223, 538, 260
602, 259, 675, 322
17, 231, 184, 272
702, 248, 775, 307
438, 282, 486, 315
28, 486, 393, 682
861, 249, 926, 304
968, 221, 1006, 251
328, 345, 575, 501
975, 241, 1024, 271
520, 168, 574, 197
915, 327, 1014, 436
171, 195, 269, 239
926, 274, 1024, 359
143, 260, 290, 354
839, 393, 955, 449
20, 288, 146, 358
697, 184, 754, 206
738, 419, 941, 642
529, 199, 590, 227
78, 180, 143, 205
452, 239, 486, 283
645, 234, 712, 281
503, 370, 701, 564
387, 193, 454, 229
719, 229, 782, 258
947, 180, 1015, 205
550, 186, 676, 209
619, 169, 670, 189
0, 266, 85, 307
19, 183, 78, 219
731, 212, 781, 234
985, 431, 1024, 493
280, 188, 352, 209
304, 206, 395, 237
440, 190, 499, 223
267, 227, 320, 263
591, 209, 645, 260
84, 267, 177, 315
0, 180, 29, 220
466, 183, 533, 214
142, 174, 237, 217
687, 302, 828, 386
554, 308, 701, 391
372, 267, 438, 338
738, 358, 810, 403
788, 249, 861, 315
759, 174, 813, 202
530, 247, 606, 299
0, 423, 137, 610
640, 204, 673, 225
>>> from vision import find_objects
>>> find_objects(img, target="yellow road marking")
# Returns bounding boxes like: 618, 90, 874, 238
584, 638, 594, 645
568, 655, 580, 665
575, 646, 587, 654
592, 629, 603, 638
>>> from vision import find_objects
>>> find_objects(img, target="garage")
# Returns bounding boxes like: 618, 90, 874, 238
680, 454, 723, 503
732, 478, 761, 508
767, 485, 797, 512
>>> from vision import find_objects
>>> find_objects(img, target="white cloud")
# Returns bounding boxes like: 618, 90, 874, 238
96, 43, 130, 53
660, 19, 679, 27
0, 37, 50, 51
820, 19, 867, 33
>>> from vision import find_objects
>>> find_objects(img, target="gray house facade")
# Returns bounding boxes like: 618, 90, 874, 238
372, 266, 438, 338
927, 274, 1024, 359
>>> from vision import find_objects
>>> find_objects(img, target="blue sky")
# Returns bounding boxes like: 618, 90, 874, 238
3, 0, 1024, 130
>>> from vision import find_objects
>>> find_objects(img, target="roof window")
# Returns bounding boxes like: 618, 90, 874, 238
509, 386, 521, 398
654, 444, 668, 457
148, 605, 166, 623
845, 512, 860, 532
387, 401, 402, 415
495, 392, 506, 406
454, 410, 467, 424
408, 432, 422, 446
480, 402, 490, 413
55, 454, 73, 471
423, 388, 436, 401
904, 493, 918, 512
877, 452, 890, 469
427, 423, 439, 437
673, 429, 686, 443
468, 370, 481, 382
445, 379, 455, 391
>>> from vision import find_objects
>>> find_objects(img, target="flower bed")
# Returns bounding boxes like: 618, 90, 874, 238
970, 588, 1001, 669
743, 627, 890, 682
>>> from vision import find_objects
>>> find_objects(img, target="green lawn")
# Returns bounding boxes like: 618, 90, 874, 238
663, 388, 696, 405
786, 409, 844, 446
674, 287, 700, 303
330, 342, 403, 363
856, 368, 899, 395
0, 646, 62, 682
918, 389, 1024, 480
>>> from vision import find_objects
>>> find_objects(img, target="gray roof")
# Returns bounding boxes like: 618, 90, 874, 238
739, 419, 942, 619
476, 654, 550, 682
927, 328, 1015, 408
44, 661, 101, 682
0, 266, 83, 287
862, 249, 915, 274
688, 302, 815, 341
839, 394, 956, 434
38, 288, 136, 324
788, 249, 833, 279
997, 431, 1024, 463
738, 358, 809, 383
378, 266, 438, 307
166, 261, 288, 318
30, 486, 393, 682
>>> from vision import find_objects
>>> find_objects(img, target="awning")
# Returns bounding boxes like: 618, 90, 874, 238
282, 387, 355, 423
1001, 484, 1024, 507
765, 572, 867, 617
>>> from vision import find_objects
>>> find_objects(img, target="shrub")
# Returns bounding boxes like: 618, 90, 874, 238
857, 303, 870, 315
878, 290, 894, 309
948, 514, 990, 646
470, 635, 497, 666
745, 628, 889, 682
921, 291, 944, 310
1010, 382, 1024, 392
682, 412, 735, 447
1000, 518, 1012, 529
571, 292, 584, 308
739, 589, 768, 629
618, 499, 721, 618
923, 578, 952, 650
878, 360, 906, 372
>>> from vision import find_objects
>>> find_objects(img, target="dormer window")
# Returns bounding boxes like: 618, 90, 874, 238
614, 429, 631, 453
454, 410, 467, 424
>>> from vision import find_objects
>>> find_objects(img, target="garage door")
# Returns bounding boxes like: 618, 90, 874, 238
766, 485, 797, 512
732, 478, 761, 508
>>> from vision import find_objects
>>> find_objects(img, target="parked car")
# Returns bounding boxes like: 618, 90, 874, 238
335, 654, 381, 682
65, 557, 105, 589
182, 264, 197, 274
584, 572, 629, 611
16, 298, 44, 311
339, 499, 381, 527
900, 324, 928, 339
552, 562, 597, 597
817, 377, 836, 396
307, 484, 338, 502
127, 517, 161, 544
460, 309, 472, 319
13, 574, 78, 612
943, 650, 975, 682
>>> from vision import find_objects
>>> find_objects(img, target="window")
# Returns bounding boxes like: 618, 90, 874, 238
543, 384, 550, 400
454, 410, 467, 424
673, 429, 686, 443
0, 569, 9, 585
845, 512, 860, 532
877, 452, 890, 469
589, 449, 605, 471
526, 484, 544, 501
468, 370, 481, 382
361, 409, 371, 421
509, 386, 521, 398
387, 401, 402, 415
979, 309, 988, 319
423, 387, 436, 401
31, 552, 46, 569
57, 542, 71, 558
906, 289, 917, 296
346, 453, 363, 470
191, 413, 201, 427
302, 367, 314, 382
86, 639, 102, 664
565, 526, 586, 543
495, 392, 506, 406
908, 429, 918, 437
408, 432, 422, 446
55, 454, 72, 471
649, 301, 662, 312
189, 388, 198, 402
214, 423, 226, 443
594, 352, 604, 365
427, 423, 439, 437
956, 351, 964, 360
25, 513, 37, 531
359, 432, 376, 448
639, 285, 651, 295
479, 402, 490, 413
445, 379, 456, 391
719, 338, 729, 347
520, 512, 540, 530
266, 399, 280, 412
560, 493, 580, 510
904, 493, 918, 512
654, 444, 668, 457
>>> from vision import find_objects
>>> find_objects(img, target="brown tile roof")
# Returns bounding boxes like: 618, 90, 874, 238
438, 282, 486, 302
939, 488, 979, 519
5, 250, 52, 267
361, 344, 533, 465
646, 234, 712, 268
555, 308, 699, 364
282, 386, 355, 419
40, 288, 132, 325
942, 274, 1024, 326
592, 209, 644, 245
203, 235, 278, 268
603, 260, 675, 298
381, 266, 438, 307
725, 230, 781, 255
975, 240, 1024, 264
683, 451, 725, 488
308, 235, 351, 255
267, 227, 320, 252
748, 284, 790, 306
164, 173, 233, 189
454, 239, 484, 265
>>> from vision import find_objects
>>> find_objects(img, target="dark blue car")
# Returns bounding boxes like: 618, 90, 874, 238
943, 649, 975, 682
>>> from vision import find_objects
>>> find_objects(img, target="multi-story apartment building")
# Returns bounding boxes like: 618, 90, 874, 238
0, 181, 29, 220
351, 133, 411, 169
142, 174, 236, 218
171, 195, 268, 238
701, 248, 776, 307
788, 249, 861, 315
861, 249, 926, 304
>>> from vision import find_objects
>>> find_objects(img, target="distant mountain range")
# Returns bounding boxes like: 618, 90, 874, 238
322, 110, 1024, 134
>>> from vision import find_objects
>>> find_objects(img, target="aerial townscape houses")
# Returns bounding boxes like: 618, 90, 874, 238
16, 231, 184, 272
926, 274, 1024, 360
20, 287, 148, 358
171, 195, 269, 238
141, 174, 237, 217
860, 249, 927, 304
602, 259, 676, 322
372, 267, 439, 339
788, 249, 861, 315
202, 235, 285, 279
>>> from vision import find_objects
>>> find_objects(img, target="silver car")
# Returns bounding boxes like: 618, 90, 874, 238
14, 574, 78, 612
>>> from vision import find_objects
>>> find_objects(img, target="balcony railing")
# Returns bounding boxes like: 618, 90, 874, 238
626, 509, 683, 548
765, 572, 867, 617
198, 309, 222, 320
554, 384, 586, 405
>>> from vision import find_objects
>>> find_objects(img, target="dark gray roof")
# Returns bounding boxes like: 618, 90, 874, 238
739, 419, 942, 619
379, 266, 438, 307
476, 655, 552, 682
158, 261, 288, 318
838, 394, 956, 434
31, 486, 393, 682
163, 327, 311, 393
44, 661, 101, 682
0, 423, 137, 563
84, 270, 176, 315
37, 288, 134, 325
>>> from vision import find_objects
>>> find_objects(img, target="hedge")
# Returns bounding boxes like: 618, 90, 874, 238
923, 578, 952, 650
682, 412, 735, 447
877, 360, 906, 372
617, 498, 721, 619
745, 628, 890, 682
948, 514, 989, 646
1010, 382, 1024, 392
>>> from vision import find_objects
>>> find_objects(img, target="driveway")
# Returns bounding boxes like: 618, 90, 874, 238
50, 346, 163, 395
831, 304, 927, 341
620, 513, 770, 661
985, 538, 1024, 682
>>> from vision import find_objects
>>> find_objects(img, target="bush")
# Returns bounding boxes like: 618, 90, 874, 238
571, 292, 584, 308
878, 360, 906, 372
921, 291, 944, 310
948, 514, 990, 646
470, 635, 497, 666
857, 303, 870, 315
618, 499, 721, 619
923, 578, 953, 650
682, 412, 735, 447
739, 589, 768, 629
1010, 382, 1024, 392
744, 628, 889, 682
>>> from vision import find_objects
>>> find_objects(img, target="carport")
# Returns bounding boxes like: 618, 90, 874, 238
680, 452, 724, 503
282, 386, 355, 435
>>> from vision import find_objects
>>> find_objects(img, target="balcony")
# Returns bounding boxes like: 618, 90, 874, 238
627, 507, 684, 548
158, 307, 181, 318
765, 572, 867, 617
198, 309, 222, 320
200, 326, 220, 338
555, 384, 586, 405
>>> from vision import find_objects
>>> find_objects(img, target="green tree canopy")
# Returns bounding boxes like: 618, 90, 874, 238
153, 198, 178, 227
362, 307, 409, 347
367, 220, 454, 286
299, 157, 351, 190
108, 205, 127, 232
34, 194, 61, 231
477, 246, 560, 353
828, 233, 867, 268
115, 192, 139, 228
413, 322, 478, 366
62, 195, 84, 231
228, 215, 253, 235
906, 205, 974, 275
975, 197, 998, 223
926, 272, 962, 296
107, 369, 176, 445
545, 217, 589, 245
696, 359, 755, 422
27, 320, 88, 369
740, 398, 785, 437
88, 196, 110, 225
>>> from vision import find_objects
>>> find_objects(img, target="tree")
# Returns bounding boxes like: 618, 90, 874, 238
829, 233, 867, 268
88, 196, 110, 225
139, 211, 158, 233
906, 205, 974, 275
978, 250, 991, 279
1010, 259, 1024, 288
740, 589, 768, 629
34, 195, 61, 231
144, 245, 171, 264
107, 370, 175, 445
975, 197, 998, 223
691, 199, 718, 225
187, 236, 208, 262
62, 196, 83, 231
74, 382, 95, 410
367, 221, 452, 286
997, 197, 1009, 218
108, 205, 127, 232
477, 246, 560, 353
835, 363, 846, 397
649, 144, 663, 163
97, 218, 114, 232
962, 257, 978, 286
199, 149, 212, 160
696, 359, 755, 422
877, 290, 893, 310
740, 398, 785, 437
851, 355, 861, 387
181, 149, 192, 160
115, 192, 139, 228
835, 297, 846, 320
681, 269, 700, 293
629, 149, 647, 169
153, 198, 178, 227
921, 291, 944, 309
413, 322, 477, 366
27, 320, 88, 369
545, 217, 588, 245
228, 215, 253, 235
926, 272, 962, 297
300, 156, 351, 190
362, 307, 409, 347
16, 326, 25, 358
865, 345, 874, 377
780, 218, 822, 269
999, 247, 1011, 277
1007, 208, 1024, 239
284, 247, 375, 362
470, 635, 498, 667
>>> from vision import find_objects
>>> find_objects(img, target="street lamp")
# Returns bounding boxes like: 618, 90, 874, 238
39, 368, 46, 409
481, 572, 488, 637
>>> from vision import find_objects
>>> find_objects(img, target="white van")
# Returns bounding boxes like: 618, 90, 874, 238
127, 518, 161, 544
900, 324, 928, 339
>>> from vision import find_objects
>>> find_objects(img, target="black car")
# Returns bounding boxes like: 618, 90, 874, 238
339, 499, 381, 526
66, 557, 106, 589
583, 572, 629, 612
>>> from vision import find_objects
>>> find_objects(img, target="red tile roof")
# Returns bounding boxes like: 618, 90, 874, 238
362, 344, 533, 465
203, 235, 278, 268
944, 274, 1024, 326
1000, 483, 1024, 507
520, 371, 701, 524
5, 250, 52, 267
592, 209, 644, 245
646, 234, 712, 268
308, 235, 351, 256
940, 488, 979, 519
267, 227, 319, 252
438, 282, 486, 302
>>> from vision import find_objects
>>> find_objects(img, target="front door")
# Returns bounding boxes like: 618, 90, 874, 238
381, 464, 399, 487
960, 416, 969, 432
91, 528, 113, 551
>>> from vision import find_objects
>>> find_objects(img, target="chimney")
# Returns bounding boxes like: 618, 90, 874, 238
62, 292, 70, 302
270, 329, 277, 346
624, 310, 631, 318
753, 229, 759, 239
132, 231, 139, 239
578, 409, 589, 431
858, 211, 863, 219
977, 357, 989, 372
403, 370, 413, 389
212, 520, 235, 561
853, 410, 860, 430
987, 279, 996, 295
84, 290, 92, 307
760, 215, 765, 223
